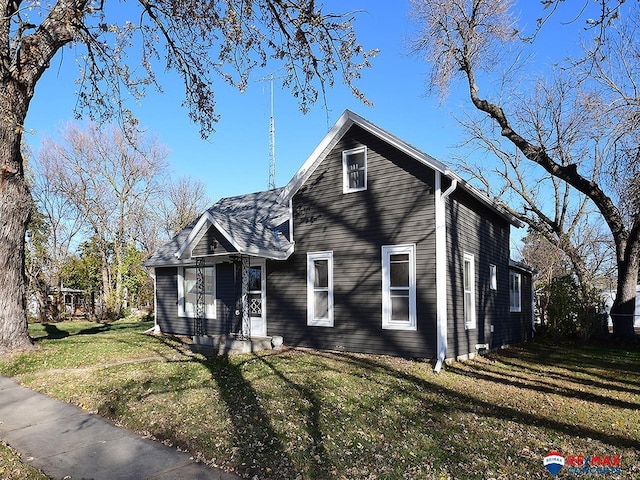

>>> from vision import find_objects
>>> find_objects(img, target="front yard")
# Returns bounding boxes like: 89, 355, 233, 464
1, 319, 639, 479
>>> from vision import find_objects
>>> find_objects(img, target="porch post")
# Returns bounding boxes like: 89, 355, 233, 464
240, 255, 251, 339
195, 257, 205, 336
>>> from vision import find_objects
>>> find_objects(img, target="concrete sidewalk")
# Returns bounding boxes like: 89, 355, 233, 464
0, 376, 239, 480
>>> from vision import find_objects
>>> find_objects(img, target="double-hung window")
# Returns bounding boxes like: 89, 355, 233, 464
510, 271, 521, 312
342, 146, 367, 193
382, 244, 417, 330
463, 253, 476, 330
178, 266, 216, 318
307, 252, 334, 327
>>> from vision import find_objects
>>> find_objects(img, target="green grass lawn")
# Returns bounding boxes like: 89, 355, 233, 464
1, 319, 639, 479
0, 441, 48, 480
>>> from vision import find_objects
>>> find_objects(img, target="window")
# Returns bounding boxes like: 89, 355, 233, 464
510, 271, 521, 312
343, 146, 367, 193
489, 264, 497, 291
248, 265, 262, 317
307, 252, 334, 326
178, 266, 216, 318
463, 253, 476, 329
382, 245, 417, 330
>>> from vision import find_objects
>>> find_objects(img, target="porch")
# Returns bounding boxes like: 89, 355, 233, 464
186, 254, 276, 353
190, 333, 284, 356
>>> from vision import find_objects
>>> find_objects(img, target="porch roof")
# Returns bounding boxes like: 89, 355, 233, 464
144, 188, 293, 267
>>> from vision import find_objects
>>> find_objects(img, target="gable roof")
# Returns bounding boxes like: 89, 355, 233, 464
144, 188, 293, 267
278, 109, 523, 227
146, 110, 524, 268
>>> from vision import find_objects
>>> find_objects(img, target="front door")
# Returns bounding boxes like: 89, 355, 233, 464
248, 259, 266, 337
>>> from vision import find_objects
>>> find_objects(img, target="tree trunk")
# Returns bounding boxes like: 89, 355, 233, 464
34, 281, 50, 323
0, 0, 90, 350
0, 114, 34, 352
100, 246, 112, 318
610, 249, 639, 340
114, 239, 124, 315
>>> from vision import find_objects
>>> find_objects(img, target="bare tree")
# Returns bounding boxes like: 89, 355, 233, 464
163, 176, 210, 237
160, 176, 210, 242
29, 162, 85, 321
133, 174, 210, 258
38, 123, 169, 316
453, 72, 605, 302
410, 0, 640, 339
0, 0, 376, 351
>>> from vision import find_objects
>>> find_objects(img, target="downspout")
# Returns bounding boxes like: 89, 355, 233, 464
434, 172, 457, 373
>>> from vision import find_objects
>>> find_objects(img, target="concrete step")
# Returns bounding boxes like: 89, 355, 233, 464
191, 335, 283, 355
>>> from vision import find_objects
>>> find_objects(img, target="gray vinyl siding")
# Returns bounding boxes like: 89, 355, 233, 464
445, 188, 512, 358
154, 263, 241, 336
499, 269, 534, 346
155, 267, 190, 335
267, 125, 438, 358
215, 262, 242, 335
191, 225, 237, 257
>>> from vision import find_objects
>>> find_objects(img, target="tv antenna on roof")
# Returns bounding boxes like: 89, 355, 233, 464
257, 71, 283, 190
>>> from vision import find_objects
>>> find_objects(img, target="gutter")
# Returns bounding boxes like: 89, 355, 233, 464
434, 173, 457, 373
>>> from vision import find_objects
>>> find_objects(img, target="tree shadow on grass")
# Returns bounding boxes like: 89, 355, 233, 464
447, 360, 640, 410
495, 342, 640, 389
253, 353, 332, 479
320, 350, 640, 451
92, 335, 640, 478
40, 323, 70, 340
204, 354, 300, 479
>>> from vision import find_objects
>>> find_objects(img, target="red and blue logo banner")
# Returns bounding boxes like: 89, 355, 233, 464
543, 451, 622, 476
544, 451, 565, 476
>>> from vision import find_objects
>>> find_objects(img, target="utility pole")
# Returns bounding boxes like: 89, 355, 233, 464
268, 73, 276, 190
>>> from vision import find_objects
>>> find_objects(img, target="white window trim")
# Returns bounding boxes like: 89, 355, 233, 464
489, 264, 497, 291
463, 252, 477, 330
382, 244, 417, 331
342, 146, 367, 193
510, 271, 522, 312
177, 266, 217, 319
307, 251, 334, 327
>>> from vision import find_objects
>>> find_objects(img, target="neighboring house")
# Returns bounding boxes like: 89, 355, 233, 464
145, 110, 534, 363
28, 286, 94, 321
603, 286, 640, 328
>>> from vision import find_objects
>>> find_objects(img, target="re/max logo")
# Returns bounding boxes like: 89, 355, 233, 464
565, 455, 621, 467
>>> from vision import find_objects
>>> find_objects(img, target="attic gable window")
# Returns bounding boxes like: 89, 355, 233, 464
342, 146, 367, 193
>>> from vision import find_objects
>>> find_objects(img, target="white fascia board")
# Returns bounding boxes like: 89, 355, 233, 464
353, 109, 523, 228
345, 110, 449, 174
278, 110, 450, 204
447, 171, 524, 228
175, 211, 243, 260
240, 241, 295, 261
509, 258, 537, 274
278, 110, 353, 204
208, 215, 244, 253
175, 213, 210, 259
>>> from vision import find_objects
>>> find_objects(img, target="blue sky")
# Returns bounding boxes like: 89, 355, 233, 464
26, 2, 450, 201
23, 1, 596, 242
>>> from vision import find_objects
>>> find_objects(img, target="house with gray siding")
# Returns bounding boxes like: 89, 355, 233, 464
145, 110, 534, 363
